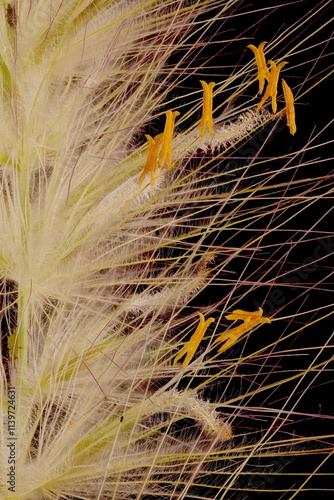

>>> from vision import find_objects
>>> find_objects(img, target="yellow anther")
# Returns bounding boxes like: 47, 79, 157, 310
174, 312, 215, 369
282, 79, 297, 135
214, 307, 271, 354
158, 110, 180, 171
199, 80, 215, 136
270, 60, 288, 113
257, 60, 288, 113
247, 41, 270, 94
139, 134, 162, 185
257, 60, 275, 109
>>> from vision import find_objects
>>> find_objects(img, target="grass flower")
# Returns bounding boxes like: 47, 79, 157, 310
0, 1, 333, 499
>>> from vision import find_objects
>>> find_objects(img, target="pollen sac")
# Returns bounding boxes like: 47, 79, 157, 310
269, 60, 288, 113
158, 110, 180, 171
257, 60, 288, 113
174, 312, 215, 369
247, 41, 270, 94
139, 134, 162, 185
199, 80, 215, 137
214, 307, 271, 354
282, 79, 297, 135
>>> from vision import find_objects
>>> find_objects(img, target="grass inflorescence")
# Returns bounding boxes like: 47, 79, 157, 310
0, 1, 333, 499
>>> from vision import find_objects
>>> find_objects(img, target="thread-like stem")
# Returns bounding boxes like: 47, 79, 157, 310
16, 289, 30, 394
